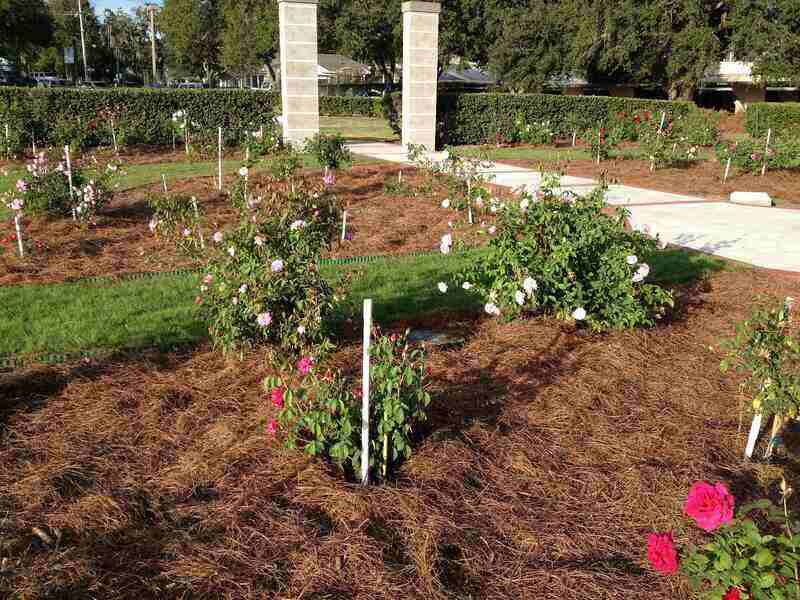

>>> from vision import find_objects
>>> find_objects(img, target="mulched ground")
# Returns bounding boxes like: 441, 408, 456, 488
0, 164, 494, 286
1, 265, 799, 599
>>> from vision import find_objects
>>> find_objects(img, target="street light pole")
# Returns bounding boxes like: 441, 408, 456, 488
147, 4, 158, 83
77, 0, 90, 83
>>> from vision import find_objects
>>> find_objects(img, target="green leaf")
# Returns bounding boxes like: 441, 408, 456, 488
755, 548, 775, 567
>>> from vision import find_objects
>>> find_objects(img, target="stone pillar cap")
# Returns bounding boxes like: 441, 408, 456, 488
278, 0, 318, 4
402, 1, 441, 13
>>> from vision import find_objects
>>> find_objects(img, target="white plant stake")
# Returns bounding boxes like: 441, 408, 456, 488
360, 299, 373, 485
761, 128, 771, 177
184, 113, 190, 155
218, 127, 223, 191
341, 210, 348, 242
467, 179, 474, 225
724, 156, 732, 183
572, 130, 577, 147
172, 130, 176, 152
161, 174, 168, 193
110, 117, 118, 153
31, 135, 36, 155
398, 170, 403, 184
3, 123, 8, 159
191, 196, 205, 249
13, 214, 24, 257
745, 413, 762, 459
658, 112, 666, 133
65, 146, 76, 221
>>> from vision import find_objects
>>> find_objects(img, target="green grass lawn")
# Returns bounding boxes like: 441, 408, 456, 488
0, 248, 726, 361
320, 115, 397, 142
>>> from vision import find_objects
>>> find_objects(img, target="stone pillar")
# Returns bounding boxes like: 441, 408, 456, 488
278, 0, 319, 146
402, 1, 440, 151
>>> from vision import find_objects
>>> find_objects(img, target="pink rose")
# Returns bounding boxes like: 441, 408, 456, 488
297, 356, 314, 375
684, 481, 734, 532
267, 419, 279, 435
647, 532, 679, 575
271, 387, 285, 409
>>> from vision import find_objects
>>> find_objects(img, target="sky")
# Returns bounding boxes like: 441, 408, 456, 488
91, 0, 162, 16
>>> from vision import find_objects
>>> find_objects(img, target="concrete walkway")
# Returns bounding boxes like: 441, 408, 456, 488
349, 142, 800, 273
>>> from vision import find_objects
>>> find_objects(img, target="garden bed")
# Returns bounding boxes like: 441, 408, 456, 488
1, 265, 798, 599
0, 164, 494, 286
500, 152, 800, 207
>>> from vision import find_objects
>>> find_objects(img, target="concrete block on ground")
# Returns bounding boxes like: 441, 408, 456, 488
730, 192, 772, 208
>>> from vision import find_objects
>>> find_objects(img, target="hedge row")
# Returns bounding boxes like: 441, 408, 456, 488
746, 102, 800, 137
434, 93, 694, 146
318, 95, 381, 117
0, 87, 377, 147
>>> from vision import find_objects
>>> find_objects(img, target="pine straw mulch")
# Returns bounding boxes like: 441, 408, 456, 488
500, 150, 800, 208
1, 266, 799, 599
0, 164, 497, 286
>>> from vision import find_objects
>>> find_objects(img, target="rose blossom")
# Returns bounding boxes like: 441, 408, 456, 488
15, 180, 27, 192
438, 282, 448, 293
523, 277, 537, 296
322, 172, 336, 186
462, 282, 473, 290
227, 246, 236, 257
203, 274, 213, 284
256, 312, 272, 327
271, 387, 285, 409
297, 356, 314, 375
572, 307, 587, 321
440, 233, 453, 255
515, 290, 525, 306
484, 302, 500, 316
723, 589, 741, 600
441, 198, 450, 209
254, 235, 264, 247
684, 481, 734, 532
213, 231, 223, 243
239, 166, 249, 177
646, 532, 679, 575
239, 284, 248, 294
267, 419, 279, 435
271, 259, 284, 273
626, 255, 638, 265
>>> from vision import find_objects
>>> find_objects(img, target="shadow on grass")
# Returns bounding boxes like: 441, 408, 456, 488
649, 247, 727, 286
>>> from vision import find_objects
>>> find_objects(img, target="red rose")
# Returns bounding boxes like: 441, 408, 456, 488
646, 532, 679, 575
270, 387, 285, 409
723, 589, 741, 600
684, 481, 735, 532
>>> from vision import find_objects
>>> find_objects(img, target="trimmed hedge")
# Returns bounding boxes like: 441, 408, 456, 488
437, 93, 693, 146
0, 87, 379, 147
384, 92, 693, 147
318, 95, 381, 117
746, 102, 800, 137
0, 87, 280, 146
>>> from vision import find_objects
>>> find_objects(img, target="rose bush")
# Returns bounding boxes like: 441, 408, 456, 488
4, 152, 119, 222
199, 178, 341, 354
442, 174, 674, 331
263, 329, 431, 480
720, 297, 799, 421
147, 192, 206, 256
647, 480, 799, 599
